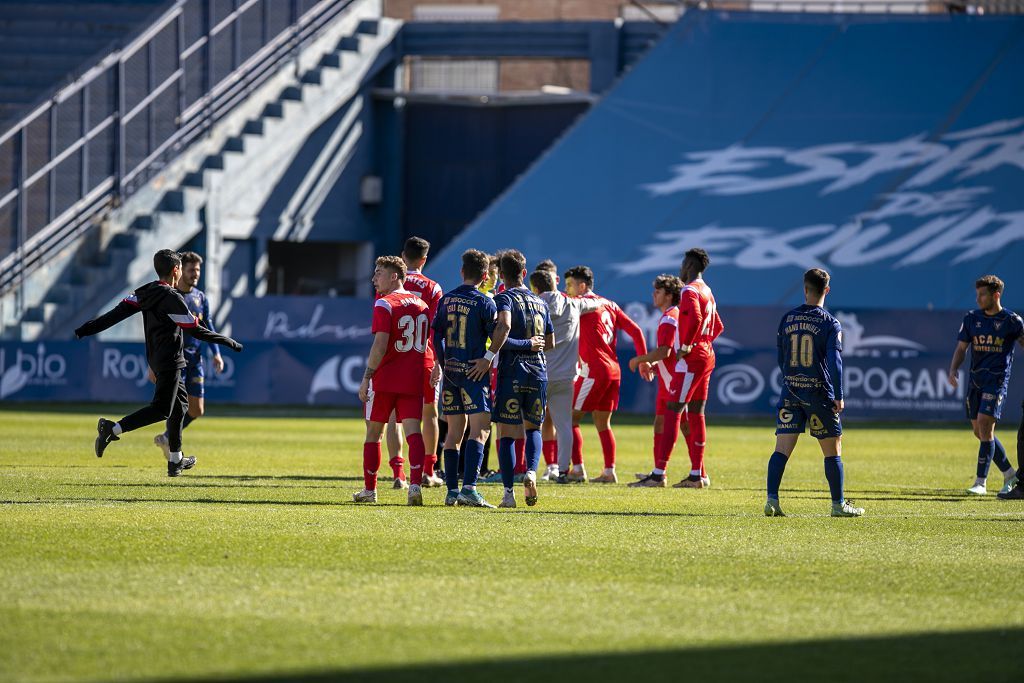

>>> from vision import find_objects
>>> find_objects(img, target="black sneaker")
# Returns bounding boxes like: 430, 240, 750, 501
168, 455, 197, 477
997, 483, 1024, 500
554, 473, 569, 485
94, 418, 119, 458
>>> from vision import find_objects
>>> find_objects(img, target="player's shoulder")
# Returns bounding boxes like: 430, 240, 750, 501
1004, 309, 1024, 328
659, 307, 679, 326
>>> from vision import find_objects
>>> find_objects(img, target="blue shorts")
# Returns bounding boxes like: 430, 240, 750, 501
181, 360, 205, 399
775, 396, 842, 440
440, 376, 491, 416
492, 360, 547, 426
966, 384, 1006, 421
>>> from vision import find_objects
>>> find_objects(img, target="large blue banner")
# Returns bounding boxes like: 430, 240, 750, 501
428, 12, 1024, 311
3, 305, 1022, 422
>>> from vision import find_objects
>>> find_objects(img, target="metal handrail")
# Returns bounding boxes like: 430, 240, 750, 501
0, 0, 357, 302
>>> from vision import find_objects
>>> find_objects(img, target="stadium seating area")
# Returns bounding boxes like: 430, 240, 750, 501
0, 1, 168, 126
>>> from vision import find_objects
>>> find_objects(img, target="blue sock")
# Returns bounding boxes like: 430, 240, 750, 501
525, 429, 542, 473
498, 437, 516, 489
443, 449, 460, 491
823, 455, 844, 504
463, 439, 485, 488
977, 441, 995, 479
992, 438, 1012, 473
766, 451, 788, 500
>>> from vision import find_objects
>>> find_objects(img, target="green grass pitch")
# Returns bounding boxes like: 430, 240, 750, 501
1, 404, 1022, 682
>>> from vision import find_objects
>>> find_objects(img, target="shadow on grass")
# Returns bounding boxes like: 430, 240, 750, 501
193, 474, 362, 483
0, 497, 409, 508
189, 628, 1024, 683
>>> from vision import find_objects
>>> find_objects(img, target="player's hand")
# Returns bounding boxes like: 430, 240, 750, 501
358, 378, 370, 403
467, 358, 491, 381
213, 355, 225, 374
430, 364, 441, 387
628, 357, 640, 372
677, 344, 692, 359
146, 367, 156, 384
833, 399, 844, 414
947, 371, 959, 389
529, 336, 545, 352
639, 362, 654, 382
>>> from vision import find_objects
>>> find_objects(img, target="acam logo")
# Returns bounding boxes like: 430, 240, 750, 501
307, 355, 366, 404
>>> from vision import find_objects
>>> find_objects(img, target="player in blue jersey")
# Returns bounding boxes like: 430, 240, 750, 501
468, 249, 554, 508
765, 269, 864, 518
153, 252, 224, 460
431, 249, 498, 508
948, 275, 1023, 496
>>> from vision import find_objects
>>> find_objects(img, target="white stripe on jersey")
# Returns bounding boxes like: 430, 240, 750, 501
375, 298, 392, 312
168, 312, 196, 326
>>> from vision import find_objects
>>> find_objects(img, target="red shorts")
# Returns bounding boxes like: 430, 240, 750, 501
655, 385, 680, 415
673, 355, 715, 403
573, 375, 620, 412
366, 389, 422, 423
422, 364, 439, 405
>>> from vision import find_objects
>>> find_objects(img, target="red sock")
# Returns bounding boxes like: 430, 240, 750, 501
543, 440, 558, 465
363, 442, 382, 490
656, 411, 681, 471
687, 412, 706, 475
598, 428, 616, 469
652, 429, 663, 471
388, 455, 405, 480
571, 425, 584, 466
407, 433, 426, 485
514, 438, 526, 474
424, 453, 436, 477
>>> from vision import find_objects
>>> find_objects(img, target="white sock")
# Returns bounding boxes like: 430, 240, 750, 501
603, 467, 615, 475
112, 423, 123, 436
505, 487, 514, 494
169, 451, 182, 464
974, 477, 986, 487
464, 485, 476, 491
572, 465, 584, 473
653, 467, 665, 475
690, 469, 701, 476
1006, 469, 1017, 481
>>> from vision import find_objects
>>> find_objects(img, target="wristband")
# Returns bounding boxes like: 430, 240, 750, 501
484, 350, 496, 363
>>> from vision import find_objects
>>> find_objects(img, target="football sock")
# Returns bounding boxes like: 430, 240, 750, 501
977, 440, 995, 479
407, 433, 426, 486
543, 440, 558, 466
992, 438, 1013, 474
498, 437, 516, 489
463, 439, 485, 488
823, 455, 844, 503
388, 456, 405, 480
652, 429, 663, 471
652, 467, 665, 476
656, 412, 681, 471
182, 414, 196, 431
525, 429, 542, 473
687, 412, 707, 477
514, 438, 526, 474
168, 451, 182, 464
363, 442, 381, 490
598, 428, 616, 469
766, 451, 788, 500
571, 425, 584, 465
112, 423, 123, 436
443, 448, 460, 491
424, 454, 436, 478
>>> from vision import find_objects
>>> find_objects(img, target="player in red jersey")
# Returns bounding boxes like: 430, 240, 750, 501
628, 275, 684, 488
355, 256, 431, 505
397, 237, 445, 487
564, 265, 649, 484
671, 248, 724, 489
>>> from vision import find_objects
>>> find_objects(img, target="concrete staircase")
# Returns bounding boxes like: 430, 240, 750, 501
14, 2, 397, 341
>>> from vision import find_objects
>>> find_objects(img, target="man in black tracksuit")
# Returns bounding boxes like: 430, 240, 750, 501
75, 249, 243, 476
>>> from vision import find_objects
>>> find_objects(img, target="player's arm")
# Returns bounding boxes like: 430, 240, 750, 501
430, 306, 447, 387
578, 296, 602, 315
543, 311, 555, 351
826, 322, 844, 413
947, 341, 969, 388
468, 310, 511, 381
359, 331, 390, 402
74, 296, 140, 338
676, 291, 702, 358
184, 324, 243, 352
203, 296, 224, 372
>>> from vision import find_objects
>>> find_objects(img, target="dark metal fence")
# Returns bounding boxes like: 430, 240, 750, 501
0, 0, 355, 301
